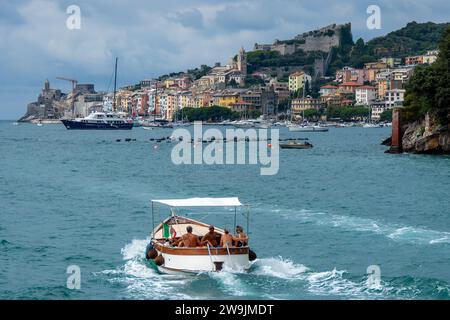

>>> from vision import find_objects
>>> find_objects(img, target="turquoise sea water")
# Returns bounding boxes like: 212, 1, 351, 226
1, 121, 450, 299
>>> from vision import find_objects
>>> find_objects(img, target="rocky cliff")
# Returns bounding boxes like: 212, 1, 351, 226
400, 115, 450, 154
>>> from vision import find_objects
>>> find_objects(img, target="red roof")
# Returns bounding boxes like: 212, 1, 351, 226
357, 85, 376, 90
320, 85, 338, 89
340, 82, 362, 86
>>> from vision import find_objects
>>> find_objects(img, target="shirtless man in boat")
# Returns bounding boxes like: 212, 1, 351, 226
220, 229, 234, 247
173, 226, 200, 247
201, 225, 219, 247
234, 225, 249, 247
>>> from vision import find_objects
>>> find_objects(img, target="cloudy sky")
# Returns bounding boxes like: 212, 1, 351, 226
1, 0, 449, 119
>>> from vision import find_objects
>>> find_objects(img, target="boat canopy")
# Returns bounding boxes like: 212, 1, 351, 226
152, 197, 243, 207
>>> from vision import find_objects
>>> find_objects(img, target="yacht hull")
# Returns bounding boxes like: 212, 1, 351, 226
61, 119, 133, 130
289, 126, 328, 132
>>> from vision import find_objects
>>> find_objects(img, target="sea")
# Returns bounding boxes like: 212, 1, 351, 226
1, 121, 449, 300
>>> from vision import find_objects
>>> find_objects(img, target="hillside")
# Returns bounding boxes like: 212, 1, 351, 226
152, 21, 449, 85
366, 21, 449, 57
329, 21, 450, 72
246, 21, 449, 78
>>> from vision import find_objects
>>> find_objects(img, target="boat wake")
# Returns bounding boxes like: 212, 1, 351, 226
251, 257, 450, 299
97, 239, 450, 299
98, 238, 193, 299
281, 209, 450, 245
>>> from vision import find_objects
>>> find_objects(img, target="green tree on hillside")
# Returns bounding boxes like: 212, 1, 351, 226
403, 25, 450, 124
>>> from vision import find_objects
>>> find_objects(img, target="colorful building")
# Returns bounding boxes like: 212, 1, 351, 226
355, 86, 376, 106
212, 91, 240, 107
288, 71, 312, 92
338, 82, 362, 93
291, 97, 323, 116
385, 89, 405, 108
319, 85, 338, 96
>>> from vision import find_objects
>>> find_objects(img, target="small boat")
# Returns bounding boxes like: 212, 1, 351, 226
145, 197, 256, 274
362, 123, 382, 128
132, 118, 143, 127
232, 119, 270, 129
280, 140, 313, 149
142, 118, 173, 128
36, 120, 43, 127
172, 121, 191, 127
288, 124, 328, 132
232, 120, 254, 129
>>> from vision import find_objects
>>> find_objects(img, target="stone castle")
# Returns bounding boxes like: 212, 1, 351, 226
254, 23, 350, 55
19, 80, 102, 121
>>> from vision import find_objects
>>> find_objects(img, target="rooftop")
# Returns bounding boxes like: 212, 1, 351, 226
340, 82, 362, 86
321, 85, 338, 89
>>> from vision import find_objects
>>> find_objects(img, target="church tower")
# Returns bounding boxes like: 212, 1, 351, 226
44, 79, 50, 91
237, 47, 247, 75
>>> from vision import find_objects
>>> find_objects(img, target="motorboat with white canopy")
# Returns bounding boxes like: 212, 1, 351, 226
145, 197, 256, 274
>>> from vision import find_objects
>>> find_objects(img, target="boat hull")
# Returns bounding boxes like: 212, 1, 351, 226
289, 126, 328, 132
61, 119, 133, 130
280, 144, 313, 149
153, 242, 250, 273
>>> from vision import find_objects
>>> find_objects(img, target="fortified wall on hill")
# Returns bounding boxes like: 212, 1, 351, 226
254, 23, 350, 55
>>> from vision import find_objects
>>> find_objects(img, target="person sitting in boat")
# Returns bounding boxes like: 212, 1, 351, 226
220, 229, 234, 248
200, 225, 219, 247
172, 226, 200, 248
234, 225, 249, 247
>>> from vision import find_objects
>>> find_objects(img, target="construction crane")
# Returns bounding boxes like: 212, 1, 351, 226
56, 77, 78, 117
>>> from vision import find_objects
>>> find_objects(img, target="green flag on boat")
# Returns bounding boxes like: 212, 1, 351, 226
163, 223, 170, 238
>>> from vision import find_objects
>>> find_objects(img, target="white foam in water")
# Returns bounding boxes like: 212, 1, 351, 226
388, 227, 450, 245
252, 256, 387, 298
99, 238, 193, 299
282, 209, 450, 245
121, 238, 148, 260
99, 239, 448, 299
100, 239, 444, 299
209, 271, 249, 297
305, 269, 370, 297
252, 256, 309, 279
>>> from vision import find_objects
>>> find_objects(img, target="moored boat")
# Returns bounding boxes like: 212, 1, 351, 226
280, 139, 313, 149
362, 123, 382, 128
145, 197, 256, 274
61, 112, 133, 130
288, 124, 328, 132
142, 118, 173, 128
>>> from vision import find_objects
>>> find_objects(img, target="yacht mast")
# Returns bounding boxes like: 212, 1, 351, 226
112, 57, 118, 111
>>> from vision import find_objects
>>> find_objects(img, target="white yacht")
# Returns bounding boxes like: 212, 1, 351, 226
61, 112, 133, 130
288, 123, 329, 132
